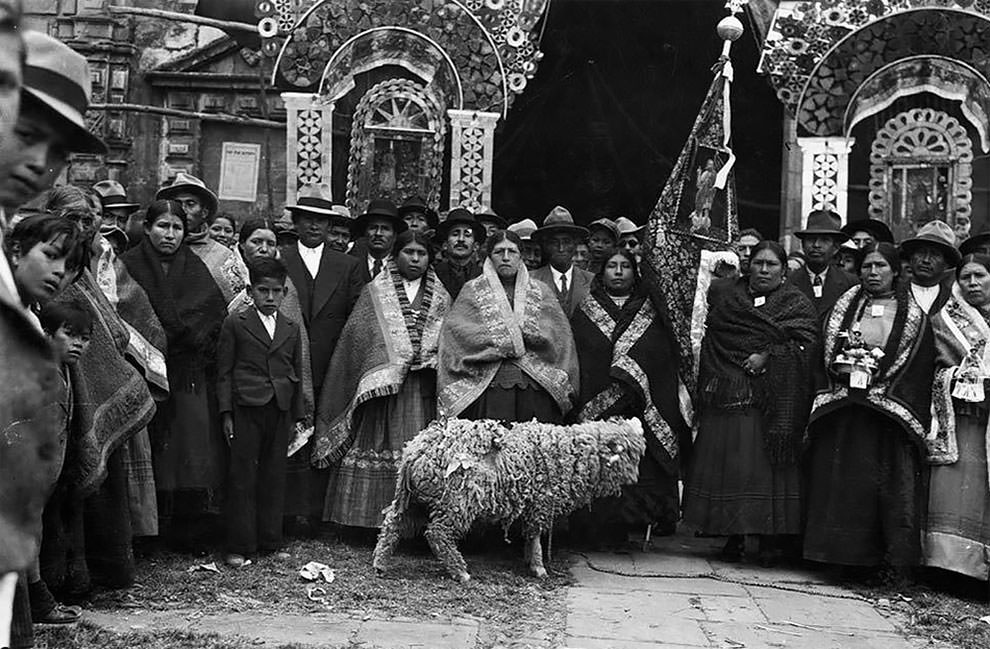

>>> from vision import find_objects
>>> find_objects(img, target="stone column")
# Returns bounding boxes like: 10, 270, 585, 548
447, 109, 500, 211
796, 136, 855, 227
282, 92, 334, 206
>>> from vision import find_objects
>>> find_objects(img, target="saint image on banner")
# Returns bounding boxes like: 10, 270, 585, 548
674, 142, 729, 241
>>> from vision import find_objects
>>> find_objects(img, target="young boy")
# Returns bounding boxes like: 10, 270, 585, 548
4, 212, 88, 318
26, 301, 93, 625
217, 257, 305, 567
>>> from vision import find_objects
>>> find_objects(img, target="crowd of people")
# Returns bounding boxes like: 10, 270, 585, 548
1, 15, 989, 649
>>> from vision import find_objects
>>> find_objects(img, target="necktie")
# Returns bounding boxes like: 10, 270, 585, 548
560, 273, 568, 296
373, 258, 383, 278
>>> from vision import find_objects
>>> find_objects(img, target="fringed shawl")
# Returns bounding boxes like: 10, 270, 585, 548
185, 231, 244, 303
811, 285, 935, 445
311, 263, 451, 467
573, 276, 690, 467
122, 239, 229, 385
929, 284, 990, 478
437, 260, 579, 418
55, 270, 156, 494
697, 278, 819, 464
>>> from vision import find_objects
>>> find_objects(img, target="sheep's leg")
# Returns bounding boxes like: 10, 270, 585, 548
424, 512, 470, 583
525, 532, 548, 578
372, 503, 402, 574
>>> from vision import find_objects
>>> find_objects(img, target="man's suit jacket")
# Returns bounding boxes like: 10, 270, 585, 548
531, 264, 595, 317
281, 245, 364, 392
217, 309, 304, 419
787, 265, 858, 320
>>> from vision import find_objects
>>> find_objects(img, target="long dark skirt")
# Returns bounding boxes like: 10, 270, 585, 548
461, 366, 562, 424
683, 407, 802, 536
924, 409, 990, 580
83, 448, 135, 588
325, 371, 436, 528
803, 405, 925, 567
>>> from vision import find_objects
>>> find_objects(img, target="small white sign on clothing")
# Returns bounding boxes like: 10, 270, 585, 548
218, 142, 261, 202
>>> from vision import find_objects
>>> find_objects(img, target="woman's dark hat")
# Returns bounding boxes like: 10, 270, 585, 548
436, 207, 487, 242
398, 195, 439, 229
92, 180, 140, 212
959, 229, 990, 257
156, 172, 219, 216
899, 220, 962, 267
22, 31, 108, 155
476, 207, 508, 230
351, 198, 407, 237
794, 210, 848, 241
840, 218, 894, 244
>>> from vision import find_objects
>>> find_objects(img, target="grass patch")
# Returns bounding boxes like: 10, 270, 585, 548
61, 537, 570, 648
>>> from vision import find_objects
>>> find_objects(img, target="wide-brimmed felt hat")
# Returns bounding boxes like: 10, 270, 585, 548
507, 218, 538, 241
23, 31, 107, 155
398, 195, 439, 229
436, 207, 487, 242
589, 218, 619, 241
476, 207, 508, 230
534, 205, 588, 240
614, 217, 645, 237
795, 210, 847, 240
351, 198, 407, 237
900, 220, 962, 266
841, 218, 894, 244
285, 184, 349, 225
959, 230, 990, 257
92, 180, 139, 212
156, 172, 219, 216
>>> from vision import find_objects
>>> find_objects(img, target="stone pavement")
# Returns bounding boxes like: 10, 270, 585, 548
562, 532, 927, 649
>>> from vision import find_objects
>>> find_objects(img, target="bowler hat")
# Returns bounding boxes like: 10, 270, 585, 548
841, 218, 894, 244
477, 208, 508, 230
533, 206, 588, 240
351, 199, 407, 237
399, 195, 439, 229
507, 218, 539, 241
22, 31, 107, 155
92, 180, 139, 212
795, 210, 847, 240
156, 172, 219, 217
959, 229, 990, 257
436, 207, 487, 242
900, 220, 962, 267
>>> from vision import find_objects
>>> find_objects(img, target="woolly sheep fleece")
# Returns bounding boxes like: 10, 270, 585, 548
372, 417, 646, 582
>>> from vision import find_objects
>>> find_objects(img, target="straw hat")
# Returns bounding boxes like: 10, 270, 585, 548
614, 217, 645, 237
507, 218, 538, 241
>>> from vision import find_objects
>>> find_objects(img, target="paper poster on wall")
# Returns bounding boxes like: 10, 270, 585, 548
218, 142, 261, 202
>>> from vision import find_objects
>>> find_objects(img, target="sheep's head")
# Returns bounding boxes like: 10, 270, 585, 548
595, 418, 646, 492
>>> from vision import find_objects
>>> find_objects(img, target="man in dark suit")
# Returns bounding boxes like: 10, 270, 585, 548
530, 206, 595, 317
350, 199, 407, 283
788, 210, 858, 319
217, 258, 305, 567
434, 207, 485, 299
280, 185, 364, 527
900, 220, 959, 315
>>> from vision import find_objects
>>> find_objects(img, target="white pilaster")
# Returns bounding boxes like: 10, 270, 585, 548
797, 136, 855, 226
282, 92, 334, 206
447, 109, 499, 211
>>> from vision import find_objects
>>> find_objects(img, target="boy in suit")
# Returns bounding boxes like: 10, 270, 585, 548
217, 257, 304, 567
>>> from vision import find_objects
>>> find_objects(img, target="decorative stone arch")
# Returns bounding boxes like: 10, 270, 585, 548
868, 108, 974, 241
345, 79, 447, 213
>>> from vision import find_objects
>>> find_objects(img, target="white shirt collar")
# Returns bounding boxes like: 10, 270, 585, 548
806, 265, 829, 283
298, 241, 324, 256
256, 309, 277, 338
298, 241, 324, 277
402, 276, 423, 303
368, 254, 389, 275
550, 265, 573, 283
911, 283, 941, 313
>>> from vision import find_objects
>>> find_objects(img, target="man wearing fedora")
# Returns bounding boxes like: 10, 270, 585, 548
434, 207, 485, 299
350, 199, 407, 283
841, 218, 895, 249
477, 207, 507, 241
508, 218, 543, 271
92, 180, 140, 232
615, 217, 645, 262
788, 210, 858, 319
325, 204, 353, 254
281, 185, 364, 527
398, 195, 438, 236
532, 206, 594, 317
901, 220, 959, 314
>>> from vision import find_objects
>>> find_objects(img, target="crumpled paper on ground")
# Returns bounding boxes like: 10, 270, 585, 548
299, 561, 335, 583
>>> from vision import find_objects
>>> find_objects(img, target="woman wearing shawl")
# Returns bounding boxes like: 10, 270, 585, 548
313, 231, 451, 528
804, 242, 935, 570
683, 241, 818, 565
122, 200, 229, 551
227, 219, 314, 431
438, 230, 579, 422
926, 253, 990, 581
571, 251, 692, 541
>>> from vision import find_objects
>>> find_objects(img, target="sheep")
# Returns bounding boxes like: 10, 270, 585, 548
372, 417, 646, 582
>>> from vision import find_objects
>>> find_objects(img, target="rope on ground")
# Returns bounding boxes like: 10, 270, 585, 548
570, 552, 869, 602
